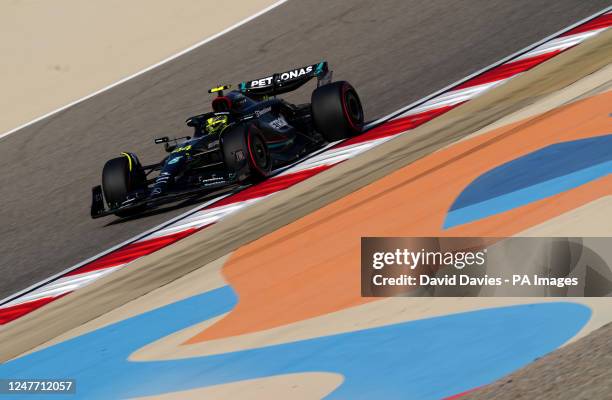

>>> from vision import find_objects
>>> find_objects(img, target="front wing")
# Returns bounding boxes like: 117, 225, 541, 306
90, 182, 239, 219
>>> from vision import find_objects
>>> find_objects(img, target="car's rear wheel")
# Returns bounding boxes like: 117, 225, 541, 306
311, 81, 364, 142
102, 153, 145, 217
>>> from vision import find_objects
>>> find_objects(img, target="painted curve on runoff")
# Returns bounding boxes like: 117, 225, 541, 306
0, 285, 590, 399
445, 134, 612, 229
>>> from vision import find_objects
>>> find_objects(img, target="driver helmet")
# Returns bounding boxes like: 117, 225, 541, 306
205, 115, 229, 135
227, 92, 248, 110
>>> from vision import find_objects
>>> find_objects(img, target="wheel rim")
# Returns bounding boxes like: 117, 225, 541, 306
250, 134, 269, 171
344, 89, 363, 125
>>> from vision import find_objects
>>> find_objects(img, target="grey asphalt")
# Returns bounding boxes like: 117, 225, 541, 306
466, 321, 612, 400
0, 0, 608, 300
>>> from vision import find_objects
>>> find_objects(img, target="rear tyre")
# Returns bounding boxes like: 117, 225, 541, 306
101, 153, 145, 217
311, 81, 364, 142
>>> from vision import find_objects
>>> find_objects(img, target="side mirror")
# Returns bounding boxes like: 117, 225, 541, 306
155, 135, 190, 152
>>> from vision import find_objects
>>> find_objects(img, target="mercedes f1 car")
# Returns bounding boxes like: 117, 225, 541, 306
91, 61, 364, 218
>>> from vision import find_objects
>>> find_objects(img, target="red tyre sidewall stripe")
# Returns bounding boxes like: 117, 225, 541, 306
340, 83, 362, 132
247, 127, 268, 177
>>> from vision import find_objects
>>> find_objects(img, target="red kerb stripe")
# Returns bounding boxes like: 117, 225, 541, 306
0, 293, 69, 325
560, 13, 612, 37
336, 104, 461, 148
65, 228, 199, 276
206, 165, 332, 208
455, 51, 561, 90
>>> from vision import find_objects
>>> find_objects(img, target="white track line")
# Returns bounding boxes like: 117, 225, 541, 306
0, 0, 290, 142
399, 80, 507, 117
1, 267, 123, 307
513, 29, 607, 61
367, 5, 612, 127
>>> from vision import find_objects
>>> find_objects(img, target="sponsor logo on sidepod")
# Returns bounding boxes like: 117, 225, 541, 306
254, 107, 272, 117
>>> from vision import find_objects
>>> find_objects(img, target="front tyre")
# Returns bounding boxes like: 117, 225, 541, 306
311, 81, 364, 142
101, 153, 145, 217
221, 123, 271, 184
246, 127, 271, 182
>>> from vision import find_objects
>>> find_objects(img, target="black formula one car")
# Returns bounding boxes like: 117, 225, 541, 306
91, 61, 364, 218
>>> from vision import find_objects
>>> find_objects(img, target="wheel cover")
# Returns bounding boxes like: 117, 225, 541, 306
344, 89, 363, 123
250, 134, 269, 171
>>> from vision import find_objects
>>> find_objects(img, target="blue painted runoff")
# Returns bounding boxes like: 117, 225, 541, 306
445, 135, 612, 228
0, 285, 591, 399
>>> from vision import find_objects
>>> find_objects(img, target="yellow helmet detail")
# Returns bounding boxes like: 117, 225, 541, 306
205, 115, 229, 135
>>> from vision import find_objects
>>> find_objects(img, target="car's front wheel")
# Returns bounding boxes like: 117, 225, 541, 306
245, 127, 272, 182
101, 153, 145, 217
221, 123, 271, 183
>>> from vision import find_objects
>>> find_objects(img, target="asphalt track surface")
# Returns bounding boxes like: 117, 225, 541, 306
0, 0, 609, 299
467, 321, 612, 400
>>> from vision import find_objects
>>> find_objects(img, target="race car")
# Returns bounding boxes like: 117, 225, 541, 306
91, 61, 364, 218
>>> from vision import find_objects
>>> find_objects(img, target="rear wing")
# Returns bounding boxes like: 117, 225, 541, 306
238, 61, 331, 98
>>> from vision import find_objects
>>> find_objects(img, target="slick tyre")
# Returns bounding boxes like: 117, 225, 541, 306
221, 124, 271, 184
311, 81, 364, 142
102, 153, 145, 217
245, 126, 272, 183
